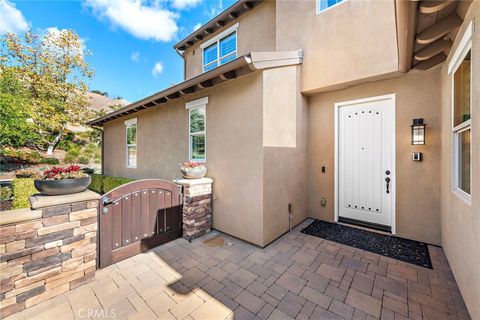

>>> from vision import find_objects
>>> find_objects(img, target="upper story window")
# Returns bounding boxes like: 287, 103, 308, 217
125, 118, 137, 168
317, 0, 344, 13
201, 23, 238, 72
448, 21, 473, 202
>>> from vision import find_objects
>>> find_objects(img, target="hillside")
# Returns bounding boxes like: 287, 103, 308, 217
86, 91, 129, 114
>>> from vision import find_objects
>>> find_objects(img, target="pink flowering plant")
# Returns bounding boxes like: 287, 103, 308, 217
179, 161, 204, 169
37, 165, 88, 180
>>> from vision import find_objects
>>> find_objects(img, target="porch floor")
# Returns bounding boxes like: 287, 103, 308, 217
5, 219, 471, 320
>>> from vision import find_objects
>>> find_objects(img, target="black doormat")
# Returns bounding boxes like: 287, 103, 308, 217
301, 220, 432, 269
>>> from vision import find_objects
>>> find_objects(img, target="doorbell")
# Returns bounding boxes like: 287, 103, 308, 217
412, 152, 422, 161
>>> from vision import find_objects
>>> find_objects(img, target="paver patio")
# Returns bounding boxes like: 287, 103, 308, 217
4, 219, 471, 320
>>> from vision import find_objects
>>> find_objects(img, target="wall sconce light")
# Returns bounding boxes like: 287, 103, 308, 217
411, 118, 426, 145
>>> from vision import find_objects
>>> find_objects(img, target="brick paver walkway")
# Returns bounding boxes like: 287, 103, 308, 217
5, 219, 471, 320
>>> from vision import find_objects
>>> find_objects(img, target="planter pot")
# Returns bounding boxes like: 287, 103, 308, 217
180, 166, 207, 179
34, 176, 91, 196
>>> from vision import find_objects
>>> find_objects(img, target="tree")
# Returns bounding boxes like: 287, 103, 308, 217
0, 29, 94, 154
0, 68, 39, 147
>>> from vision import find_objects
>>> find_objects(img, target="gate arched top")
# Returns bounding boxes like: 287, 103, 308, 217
102, 179, 182, 204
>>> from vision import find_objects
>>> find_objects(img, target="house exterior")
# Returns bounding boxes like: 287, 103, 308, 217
88, 0, 479, 317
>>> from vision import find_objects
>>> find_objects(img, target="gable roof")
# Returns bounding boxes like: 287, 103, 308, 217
174, 0, 264, 54
87, 50, 303, 126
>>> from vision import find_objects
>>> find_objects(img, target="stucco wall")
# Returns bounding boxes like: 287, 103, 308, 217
440, 2, 480, 319
262, 66, 308, 246
183, 1, 276, 80
275, 0, 398, 93
307, 68, 443, 245
103, 72, 265, 246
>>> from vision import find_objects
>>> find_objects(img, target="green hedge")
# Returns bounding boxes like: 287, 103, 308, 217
12, 178, 36, 209
88, 174, 134, 194
39, 157, 59, 165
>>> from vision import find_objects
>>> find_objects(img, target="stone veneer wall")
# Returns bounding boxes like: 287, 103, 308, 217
0, 190, 100, 318
175, 178, 213, 241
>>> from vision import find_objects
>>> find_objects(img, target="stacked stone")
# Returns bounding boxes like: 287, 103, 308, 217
0, 192, 99, 318
176, 178, 213, 241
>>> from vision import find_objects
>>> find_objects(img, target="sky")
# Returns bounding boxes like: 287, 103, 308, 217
0, 0, 237, 102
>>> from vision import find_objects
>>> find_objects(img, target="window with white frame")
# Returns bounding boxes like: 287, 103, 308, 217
317, 0, 344, 13
186, 98, 208, 161
449, 21, 473, 199
125, 118, 137, 168
202, 24, 238, 72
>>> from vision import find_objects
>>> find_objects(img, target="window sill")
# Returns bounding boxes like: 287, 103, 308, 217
452, 189, 472, 206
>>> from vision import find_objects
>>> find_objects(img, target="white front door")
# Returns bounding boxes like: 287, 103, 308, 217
336, 95, 395, 230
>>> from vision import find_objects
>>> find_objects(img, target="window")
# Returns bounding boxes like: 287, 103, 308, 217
125, 118, 137, 168
202, 23, 238, 72
186, 98, 208, 161
317, 0, 344, 13
449, 21, 473, 200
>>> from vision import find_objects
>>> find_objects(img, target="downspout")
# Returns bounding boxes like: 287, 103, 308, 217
92, 126, 104, 175
395, 0, 419, 73
175, 48, 187, 81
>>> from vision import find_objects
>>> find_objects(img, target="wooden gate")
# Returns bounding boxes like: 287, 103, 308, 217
99, 179, 182, 268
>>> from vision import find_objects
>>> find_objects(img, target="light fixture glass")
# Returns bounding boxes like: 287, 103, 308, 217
411, 118, 426, 145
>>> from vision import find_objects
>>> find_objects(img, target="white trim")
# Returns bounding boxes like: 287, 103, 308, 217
201, 24, 238, 73
125, 120, 137, 169
450, 22, 473, 203
186, 97, 209, 110
200, 23, 239, 49
334, 94, 396, 234
448, 20, 474, 74
187, 99, 208, 162
316, 0, 347, 15
124, 117, 137, 126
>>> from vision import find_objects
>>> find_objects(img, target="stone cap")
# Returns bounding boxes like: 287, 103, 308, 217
30, 190, 101, 210
174, 177, 213, 186
0, 208, 42, 226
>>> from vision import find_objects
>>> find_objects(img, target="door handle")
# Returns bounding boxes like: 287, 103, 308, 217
385, 177, 391, 194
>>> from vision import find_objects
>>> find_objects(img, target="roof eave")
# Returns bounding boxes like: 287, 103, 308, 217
87, 50, 303, 127
173, 0, 264, 54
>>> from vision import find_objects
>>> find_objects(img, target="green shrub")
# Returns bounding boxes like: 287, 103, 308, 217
64, 147, 80, 164
78, 154, 90, 165
89, 174, 104, 194
12, 178, 36, 209
39, 157, 59, 165
103, 176, 134, 193
0, 187, 13, 201
88, 174, 134, 194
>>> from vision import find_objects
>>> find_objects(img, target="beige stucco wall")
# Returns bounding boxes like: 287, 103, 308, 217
275, 0, 399, 93
104, 72, 265, 245
307, 68, 443, 245
103, 64, 307, 247
262, 65, 308, 246
183, 1, 276, 80
439, 2, 480, 319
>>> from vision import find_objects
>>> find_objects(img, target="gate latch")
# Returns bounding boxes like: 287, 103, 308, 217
102, 197, 115, 214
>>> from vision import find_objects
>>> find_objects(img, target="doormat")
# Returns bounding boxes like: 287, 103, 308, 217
203, 236, 225, 247
301, 220, 432, 269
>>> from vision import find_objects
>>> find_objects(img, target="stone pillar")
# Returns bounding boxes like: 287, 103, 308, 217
0, 190, 100, 318
174, 178, 213, 241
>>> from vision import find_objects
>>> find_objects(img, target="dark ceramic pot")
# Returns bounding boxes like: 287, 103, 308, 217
34, 176, 91, 196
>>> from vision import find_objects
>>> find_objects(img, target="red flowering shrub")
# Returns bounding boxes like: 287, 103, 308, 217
37, 165, 88, 180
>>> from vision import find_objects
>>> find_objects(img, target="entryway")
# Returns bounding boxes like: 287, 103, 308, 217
335, 94, 395, 233
99, 179, 183, 268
